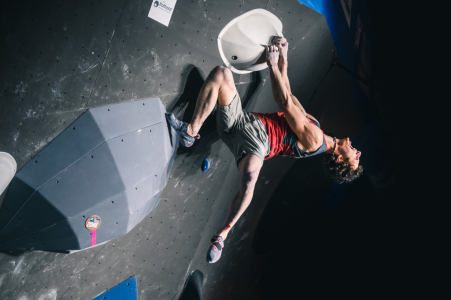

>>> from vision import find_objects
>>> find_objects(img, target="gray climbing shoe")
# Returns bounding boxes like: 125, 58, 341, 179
206, 235, 224, 263
165, 113, 200, 147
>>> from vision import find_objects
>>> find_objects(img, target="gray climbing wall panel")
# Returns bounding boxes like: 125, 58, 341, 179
0, 98, 178, 251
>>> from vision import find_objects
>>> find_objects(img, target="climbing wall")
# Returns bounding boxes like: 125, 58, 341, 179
0, 1, 352, 299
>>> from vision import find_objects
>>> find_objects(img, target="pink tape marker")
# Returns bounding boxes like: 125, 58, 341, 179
91, 229, 96, 246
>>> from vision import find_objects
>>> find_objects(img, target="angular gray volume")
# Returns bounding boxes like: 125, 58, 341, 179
0, 98, 178, 251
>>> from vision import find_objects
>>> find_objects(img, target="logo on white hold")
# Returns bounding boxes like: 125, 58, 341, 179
85, 215, 101, 230
86, 222, 98, 228
156, 1, 173, 12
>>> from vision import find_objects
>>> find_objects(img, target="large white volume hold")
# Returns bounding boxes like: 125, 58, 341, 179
217, 9, 283, 74
0, 152, 16, 195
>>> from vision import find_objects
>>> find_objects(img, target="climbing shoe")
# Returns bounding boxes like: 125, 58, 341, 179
206, 235, 224, 263
165, 113, 200, 147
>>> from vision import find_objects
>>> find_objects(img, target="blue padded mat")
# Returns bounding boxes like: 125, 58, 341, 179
93, 276, 138, 300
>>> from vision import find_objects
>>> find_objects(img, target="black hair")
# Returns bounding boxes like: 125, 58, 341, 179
323, 153, 364, 184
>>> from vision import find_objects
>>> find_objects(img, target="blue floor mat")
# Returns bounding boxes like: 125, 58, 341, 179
93, 276, 138, 300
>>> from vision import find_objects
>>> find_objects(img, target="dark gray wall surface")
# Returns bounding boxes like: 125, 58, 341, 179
0, 0, 363, 299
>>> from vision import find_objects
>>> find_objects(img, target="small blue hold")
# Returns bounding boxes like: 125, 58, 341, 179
201, 158, 210, 172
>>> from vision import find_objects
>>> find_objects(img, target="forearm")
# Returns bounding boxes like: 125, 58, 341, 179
269, 65, 291, 109
275, 57, 309, 118
278, 56, 291, 94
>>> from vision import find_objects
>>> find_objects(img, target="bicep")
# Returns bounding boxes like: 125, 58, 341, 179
283, 100, 323, 150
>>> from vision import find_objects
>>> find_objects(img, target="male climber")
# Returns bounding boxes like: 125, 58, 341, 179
165, 36, 363, 264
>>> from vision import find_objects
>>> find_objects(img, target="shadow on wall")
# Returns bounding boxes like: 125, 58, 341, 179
170, 65, 264, 157
254, 164, 392, 299
179, 270, 204, 300
252, 154, 332, 255
0, 178, 79, 253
